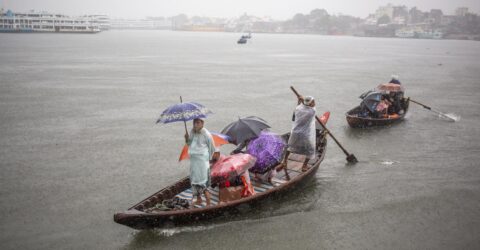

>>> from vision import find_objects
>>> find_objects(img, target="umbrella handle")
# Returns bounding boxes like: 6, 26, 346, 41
180, 96, 189, 138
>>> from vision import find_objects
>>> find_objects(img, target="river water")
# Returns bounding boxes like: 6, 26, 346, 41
0, 30, 479, 249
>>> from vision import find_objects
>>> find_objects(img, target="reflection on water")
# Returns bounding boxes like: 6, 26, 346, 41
441, 113, 461, 122
125, 178, 324, 247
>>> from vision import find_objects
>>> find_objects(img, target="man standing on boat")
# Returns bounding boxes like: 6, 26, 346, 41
185, 118, 218, 206
278, 96, 316, 174
389, 75, 401, 85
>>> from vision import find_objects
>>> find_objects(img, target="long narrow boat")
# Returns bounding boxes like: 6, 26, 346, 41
346, 98, 410, 128
114, 132, 327, 229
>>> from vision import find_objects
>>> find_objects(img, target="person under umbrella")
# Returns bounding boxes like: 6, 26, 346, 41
389, 74, 401, 85
185, 118, 218, 206
157, 98, 218, 206
360, 92, 383, 118
278, 95, 316, 175
221, 116, 271, 154
247, 131, 286, 183
376, 95, 391, 117
376, 83, 405, 115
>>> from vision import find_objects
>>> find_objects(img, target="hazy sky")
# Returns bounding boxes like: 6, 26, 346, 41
3, 0, 480, 19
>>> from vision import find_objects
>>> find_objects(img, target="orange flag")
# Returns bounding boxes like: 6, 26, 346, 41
179, 133, 230, 162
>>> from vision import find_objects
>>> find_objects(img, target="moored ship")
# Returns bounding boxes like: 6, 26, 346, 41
0, 9, 101, 33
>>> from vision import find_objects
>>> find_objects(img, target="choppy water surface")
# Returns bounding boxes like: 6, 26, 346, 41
0, 31, 479, 249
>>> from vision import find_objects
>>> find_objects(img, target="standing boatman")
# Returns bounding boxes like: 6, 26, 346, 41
278, 95, 317, 175
389, 75, 401, 85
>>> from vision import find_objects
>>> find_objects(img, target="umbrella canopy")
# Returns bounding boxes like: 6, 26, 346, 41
359, 90, 375, 99
361, 92, 383, 113
221, 116, 270, 145
376, 83, 405, 93
211, 153, 256, 181
247, 131, 286, 174
178, 132, 231, 161
156, 102, 212, 124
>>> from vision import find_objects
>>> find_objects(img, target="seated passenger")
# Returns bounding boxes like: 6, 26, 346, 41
230, 139, 251, 155
376, 96, 391, 117
386, 91, 404, 115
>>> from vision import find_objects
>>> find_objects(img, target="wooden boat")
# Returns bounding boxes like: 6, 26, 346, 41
114, 132, 327, 229
237, 37, 247, 44
346, 98, 410, 128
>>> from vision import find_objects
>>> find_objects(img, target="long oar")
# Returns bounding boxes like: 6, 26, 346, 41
408, 98, 456, 122
290, 86, 358, 164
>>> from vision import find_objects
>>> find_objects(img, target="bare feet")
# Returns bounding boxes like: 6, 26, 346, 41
276, 162, 286, 171
204, 191, 211, 207
193, 197, 202, 206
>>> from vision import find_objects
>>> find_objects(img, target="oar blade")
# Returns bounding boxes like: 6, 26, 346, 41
346, 154, 358, 164
439, 112, 458, 122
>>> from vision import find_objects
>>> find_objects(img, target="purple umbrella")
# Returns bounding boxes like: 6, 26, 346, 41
156, 96, 212, 137
247, 131, 286, 174
156, 101, 212, 124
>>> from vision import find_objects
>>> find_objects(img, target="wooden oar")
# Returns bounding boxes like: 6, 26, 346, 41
290, 86, 358, 163
408, 98, 456, 121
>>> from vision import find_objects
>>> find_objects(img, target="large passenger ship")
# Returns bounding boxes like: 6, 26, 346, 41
0, 9, 102, 33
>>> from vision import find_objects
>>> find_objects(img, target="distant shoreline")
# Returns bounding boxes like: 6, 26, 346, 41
1, 29, 479, 42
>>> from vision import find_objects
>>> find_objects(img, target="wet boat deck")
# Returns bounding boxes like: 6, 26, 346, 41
175, 153, 311, 208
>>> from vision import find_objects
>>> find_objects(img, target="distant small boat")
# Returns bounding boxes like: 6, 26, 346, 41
241, 32, 252, 39
346, 98, 410, 128
237, 37, 248, 44
237, 32, 252, 44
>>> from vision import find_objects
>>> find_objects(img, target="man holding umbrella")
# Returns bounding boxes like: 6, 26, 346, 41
157, 98, 219, 206
278, 95, 316, 174
185, 118, 218, 206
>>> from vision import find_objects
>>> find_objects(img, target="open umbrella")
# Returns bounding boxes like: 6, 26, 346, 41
221, 116, 270, 145
156, 96, 212, 138
156, 100, 212, 124
375, 83, 405, 93
247, 131, 286, 174
359, 90, 375, 99
361, 92, 383, 113
178, 132, 231, 161
211, 153, 256, 181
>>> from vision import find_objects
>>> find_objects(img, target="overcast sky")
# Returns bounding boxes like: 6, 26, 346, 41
3, 0, 480, 19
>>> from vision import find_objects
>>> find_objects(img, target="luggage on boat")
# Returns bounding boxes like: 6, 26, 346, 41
219, 186, 244, 202
145, 197, 190, 212
218, 170, 255, 203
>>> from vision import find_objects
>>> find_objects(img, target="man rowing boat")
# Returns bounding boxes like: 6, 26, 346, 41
278, 95, 316, 173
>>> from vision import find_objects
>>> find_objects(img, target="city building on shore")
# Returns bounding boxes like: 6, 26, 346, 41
363, 5, 479, 40
110, 17, 171, 30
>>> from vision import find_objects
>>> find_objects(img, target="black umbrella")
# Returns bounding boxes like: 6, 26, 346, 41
361, 92, 383, 113
221, 116, 270, 145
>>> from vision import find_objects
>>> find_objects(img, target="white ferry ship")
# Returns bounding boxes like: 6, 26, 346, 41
0, 9, 101, 33
395, 27, 443, 39
85, 15, 110, 30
